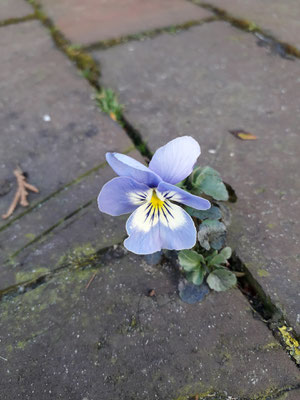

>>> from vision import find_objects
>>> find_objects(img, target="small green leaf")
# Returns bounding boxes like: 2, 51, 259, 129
178, 250, 203, 271
192, 166, 229, 201
185, 205, 222, 221
187, 269, 205, 286
198, 220, 226, 251
207, 269, 237, 291
208, 253, 227, 266
220, 246, 232, 260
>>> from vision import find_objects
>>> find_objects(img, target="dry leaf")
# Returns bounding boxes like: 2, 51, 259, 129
110, 112, 117, 121
2, 168, 39, 219
229, 129, 257, 140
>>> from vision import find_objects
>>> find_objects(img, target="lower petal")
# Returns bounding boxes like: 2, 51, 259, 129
124, 223, 162, 255
124, 201, 196, 254
159, 203, 197, 250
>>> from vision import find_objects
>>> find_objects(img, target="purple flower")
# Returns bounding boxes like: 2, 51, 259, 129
98, 136, 211, 254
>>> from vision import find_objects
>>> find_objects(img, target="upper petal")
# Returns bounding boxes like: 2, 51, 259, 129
149, 136, 200, 184
98, 176, 151, 216
106, 152, 161, 187
157, 182, 211, 210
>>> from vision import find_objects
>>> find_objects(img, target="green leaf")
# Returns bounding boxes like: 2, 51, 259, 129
178, 250, 204, 272
192, 166, 229, 201
185, 205, 222, 221
208, 253, 227, 266
220, 246, 232, 260
198, 220, 226, 251
187, 268, 205, 285
207, 269, 237, 292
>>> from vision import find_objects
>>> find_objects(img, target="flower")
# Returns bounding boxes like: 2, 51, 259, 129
98, 136, 211, 254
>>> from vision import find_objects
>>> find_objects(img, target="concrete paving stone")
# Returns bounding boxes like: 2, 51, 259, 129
0, 157, 143, 291
0, 252, 299, 399
282, 389, 300, 400
198, 0, 300, 50
94, 21, 300, 333
0, 0, 33, 21
39, 0, 212, 45
0, 20, 133, 228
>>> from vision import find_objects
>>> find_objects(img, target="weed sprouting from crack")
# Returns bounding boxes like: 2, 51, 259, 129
95, 89, 124, 123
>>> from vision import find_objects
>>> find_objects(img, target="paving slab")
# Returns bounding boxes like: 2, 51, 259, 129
94, 21, 300, 333
0, 21, 137, 288
283, 389, 300, 400
0, 0, 33, 21
196, 0, 300, 50
1, 252, 299, 399
38, 0, 212, 45
0, 20, 132, 226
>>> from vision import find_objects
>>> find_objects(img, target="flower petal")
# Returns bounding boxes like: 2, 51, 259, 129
106, 152, 161, 187
158, 182, 211, 210
98, 177, 151, 216
124, 201, 196, 254
149, 136, 200, 184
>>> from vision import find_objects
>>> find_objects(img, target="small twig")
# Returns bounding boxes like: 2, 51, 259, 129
2, 168, 39, 219
86, 272, 97, 289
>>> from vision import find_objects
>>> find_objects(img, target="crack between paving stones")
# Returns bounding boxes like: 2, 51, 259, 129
229, 253, 300, 368
179, 383, 300, 400
0, 243, 126, 303
5, 198, 94, 261
20, 0, 300, 373
0, 146, 135, 233
82, 16, 218, 52
24, 0, 153, 160
0, 14, 36, 28
188, 0, 300, 59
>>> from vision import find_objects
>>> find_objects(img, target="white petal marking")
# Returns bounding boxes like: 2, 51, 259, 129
127, 189, 186, 234
127, 189, 152, 205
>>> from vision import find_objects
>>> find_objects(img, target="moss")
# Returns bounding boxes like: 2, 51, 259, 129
0, 14, 36, 28
17, 341, 26, 350
261, 341, 281, 351
26, 0, 100, 88
174, 385, 299, 400
191, 1, 300, 59
84, 17, 217, 52
278, 325, 300, 364
25, 233, 36, 241
0, 265, 99, 352
257, 269, 270, 278
16, 267, 49, 285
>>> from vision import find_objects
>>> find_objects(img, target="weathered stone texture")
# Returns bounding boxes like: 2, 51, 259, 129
0, 0, 33, 21
0, 21, 136, 288
39, 0, 212, 45
200, 0, 300, 50
0, 253, 299, 399
94, 21, 300, 333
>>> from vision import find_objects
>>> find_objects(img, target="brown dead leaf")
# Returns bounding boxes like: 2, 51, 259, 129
2, 168, 39, 219
229, 129, 257, 140
110, 112, 117, 121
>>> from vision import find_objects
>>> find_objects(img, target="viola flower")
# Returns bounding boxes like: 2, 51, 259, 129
98, 136, 210, 255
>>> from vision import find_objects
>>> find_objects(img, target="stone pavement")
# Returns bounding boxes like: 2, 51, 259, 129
0, 1, 299, 399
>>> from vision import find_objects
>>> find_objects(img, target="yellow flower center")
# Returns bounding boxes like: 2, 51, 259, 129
150, 190, 164, 209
